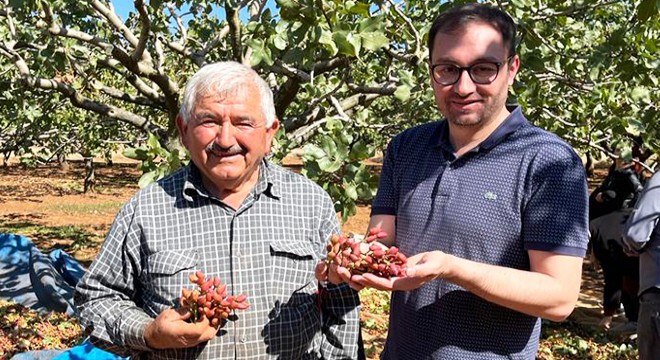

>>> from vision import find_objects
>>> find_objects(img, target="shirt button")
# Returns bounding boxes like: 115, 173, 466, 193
240, 337, 247, 343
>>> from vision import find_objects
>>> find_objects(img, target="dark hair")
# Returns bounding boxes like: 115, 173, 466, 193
427, 3, 517, 63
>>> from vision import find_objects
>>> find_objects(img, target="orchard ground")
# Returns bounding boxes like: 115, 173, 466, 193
0, 157, 639, 359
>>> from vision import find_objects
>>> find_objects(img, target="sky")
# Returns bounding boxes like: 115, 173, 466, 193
110, 0, 278, 23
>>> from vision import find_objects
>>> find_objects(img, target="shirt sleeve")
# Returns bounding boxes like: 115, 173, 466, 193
522, 145, 589, 257
623, 172, 660, 253
317, 192, 361, 359
74, 198, 153, 357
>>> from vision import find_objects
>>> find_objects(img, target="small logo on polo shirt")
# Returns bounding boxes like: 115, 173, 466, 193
484, 191, 497, 200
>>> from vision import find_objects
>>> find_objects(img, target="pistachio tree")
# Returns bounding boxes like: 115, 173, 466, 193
0, 0, 658, 214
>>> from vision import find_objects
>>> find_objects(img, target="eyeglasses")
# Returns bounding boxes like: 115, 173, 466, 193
431, 57, 512, 86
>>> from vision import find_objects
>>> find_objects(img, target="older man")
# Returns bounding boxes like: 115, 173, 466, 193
75, 61, 360, 359
319, 3, 589, 359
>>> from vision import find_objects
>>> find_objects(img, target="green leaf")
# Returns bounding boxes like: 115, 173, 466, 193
637, 0, 659, 21
8, 0, 24, 8
332, 31, 360, 57
344, 183, 358, 200
360, 32, 389, 51
394, 84, 411, 101
319, 136, 338, 157
147, 133, 160, 150
589, 66, 600, 82
246, 39, 273, 66
347, 1, 371, 16
318, 157, 343, 173
150, 0, 163, 8
350, 139, 370, 160
631, 86, 650, 102
358, 16, 385, 33
302, 144, 326, 160
138, 170, 158, 188
122, 147, 149, 161
325, 117, 343, 130
273, 35, 287, 51
319, 29, 339, 56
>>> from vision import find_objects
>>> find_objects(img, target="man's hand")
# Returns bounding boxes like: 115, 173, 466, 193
315, 261, 365, 291
144, 307, 219, 349
316, 241, 395, 291
352, 251, 451, 291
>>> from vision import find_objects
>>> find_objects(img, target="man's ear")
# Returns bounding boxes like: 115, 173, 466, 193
507, 55, 520, 86
269, 118, 280, 133
265, 118, 280, 155
175, 115, 188, 147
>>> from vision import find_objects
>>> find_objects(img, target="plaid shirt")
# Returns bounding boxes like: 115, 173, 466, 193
75, 160, 360, 359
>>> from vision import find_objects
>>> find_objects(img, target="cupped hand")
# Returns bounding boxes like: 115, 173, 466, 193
144, 307, 219, 349
352, 251, 451, 291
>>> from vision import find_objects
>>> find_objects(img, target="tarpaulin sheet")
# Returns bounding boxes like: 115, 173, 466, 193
0, 233, 125, 360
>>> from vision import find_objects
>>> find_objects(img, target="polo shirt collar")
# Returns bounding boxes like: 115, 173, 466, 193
182, 159, 280, 202
434, 105, 526, 153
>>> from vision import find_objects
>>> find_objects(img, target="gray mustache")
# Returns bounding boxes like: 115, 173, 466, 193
205, 142, 245, 156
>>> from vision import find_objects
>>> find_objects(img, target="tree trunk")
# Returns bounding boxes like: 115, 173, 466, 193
83, 157, 96, 193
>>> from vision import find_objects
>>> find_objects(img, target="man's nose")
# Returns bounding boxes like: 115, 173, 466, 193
215, 123, 237, 148
452, 69, 476, 95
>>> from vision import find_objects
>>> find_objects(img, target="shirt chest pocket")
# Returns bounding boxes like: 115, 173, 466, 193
144, 249, 198, 305
269, 240, 318, 300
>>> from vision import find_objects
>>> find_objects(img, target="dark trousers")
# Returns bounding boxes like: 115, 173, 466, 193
638, 288, 660, 360
592, 238, 639, 320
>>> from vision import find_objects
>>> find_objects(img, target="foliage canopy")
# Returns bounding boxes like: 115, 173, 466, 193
1, 0, 658, 217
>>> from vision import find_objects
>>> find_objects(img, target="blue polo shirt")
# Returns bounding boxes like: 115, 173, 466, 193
373, 106, 589, 360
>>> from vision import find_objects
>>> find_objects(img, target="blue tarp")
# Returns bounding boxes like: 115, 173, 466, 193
0, 233, 125, 360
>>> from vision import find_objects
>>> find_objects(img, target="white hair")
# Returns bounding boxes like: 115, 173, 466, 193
179, 61, 277, 128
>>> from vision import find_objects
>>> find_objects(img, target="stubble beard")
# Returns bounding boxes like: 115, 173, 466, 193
446, 111, 484, 127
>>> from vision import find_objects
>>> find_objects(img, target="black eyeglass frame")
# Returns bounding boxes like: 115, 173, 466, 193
430, 55, 514, 86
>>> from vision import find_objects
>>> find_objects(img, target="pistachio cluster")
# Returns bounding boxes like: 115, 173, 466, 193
180, 271, 249, 327
326, 228, 408, 278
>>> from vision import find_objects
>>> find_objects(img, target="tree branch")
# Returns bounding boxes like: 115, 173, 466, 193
98, 84, 163, 109
90, 0, 140, 50
97, 58, 163, 103
329, 96, 349, 120
224, 1, 243, 63
531, 1, 625, 21
540, 107, 577, 127
166, 2, 188, 46
198, 25, 231, 62
272, 60, 311, 82
386, 0, 420, 55
2, 0, 16, 38
0, 43, 165, 137
132, 0, 152, 62
347, 81, 397, 95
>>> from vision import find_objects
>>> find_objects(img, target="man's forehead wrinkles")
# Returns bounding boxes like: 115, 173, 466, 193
199, 85, 252, 104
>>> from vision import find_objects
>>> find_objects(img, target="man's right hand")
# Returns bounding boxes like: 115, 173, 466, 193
144, 307, 219, 349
